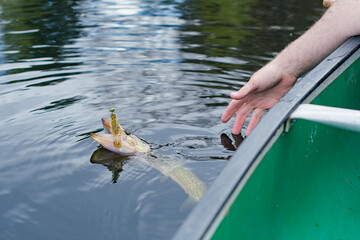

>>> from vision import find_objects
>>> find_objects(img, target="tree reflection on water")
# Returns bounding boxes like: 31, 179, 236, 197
0, 0, 83, 71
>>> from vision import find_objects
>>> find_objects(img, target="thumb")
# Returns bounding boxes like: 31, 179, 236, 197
230, 82, 255, 100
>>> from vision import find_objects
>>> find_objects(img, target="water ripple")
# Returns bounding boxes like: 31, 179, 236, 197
0, 0, 324, 239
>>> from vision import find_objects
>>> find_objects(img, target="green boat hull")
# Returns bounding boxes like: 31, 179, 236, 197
174, 37, 360, 240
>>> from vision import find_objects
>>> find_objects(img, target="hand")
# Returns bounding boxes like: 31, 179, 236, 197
221, 0, 360, 137
221, 62, 297, 136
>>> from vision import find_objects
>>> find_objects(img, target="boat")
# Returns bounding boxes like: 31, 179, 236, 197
173, 36, 360, 240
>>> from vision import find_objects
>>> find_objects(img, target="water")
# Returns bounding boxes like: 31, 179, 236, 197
0, 0, 324, 239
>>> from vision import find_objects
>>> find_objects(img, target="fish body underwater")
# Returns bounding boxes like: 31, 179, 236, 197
90, 109, 206, 201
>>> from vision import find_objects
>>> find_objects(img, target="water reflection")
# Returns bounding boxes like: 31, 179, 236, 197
220, 133, 244, 152
31, 95, 86, 113
180, 0, 257, 54
90, 148, 128, 183
0, 0, 83, 63
90, 146, 207, 202
0, 0, 326, 239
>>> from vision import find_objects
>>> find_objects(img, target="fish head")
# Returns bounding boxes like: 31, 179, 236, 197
90, 133, 137, 156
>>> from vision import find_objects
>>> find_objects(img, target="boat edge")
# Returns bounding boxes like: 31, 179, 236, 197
172, 36, 360, 240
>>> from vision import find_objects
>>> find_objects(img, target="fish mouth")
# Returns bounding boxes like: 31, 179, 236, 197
90, 133, 109, 145
102, 118, 133, 135
90, 133, 116, 151
101, 118, 111, 133
92, 110, 150, 155
90, 133, 141, 156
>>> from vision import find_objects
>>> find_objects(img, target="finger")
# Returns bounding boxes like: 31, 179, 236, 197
221, 99, 245, 123
232, 103, 254, 135
245, 108, 265, 136
230, 81, 258, 100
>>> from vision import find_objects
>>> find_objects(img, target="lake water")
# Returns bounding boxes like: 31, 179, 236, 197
0, 0, 324, 239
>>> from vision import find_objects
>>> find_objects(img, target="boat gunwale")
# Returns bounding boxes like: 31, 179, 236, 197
173, 36, 360, 240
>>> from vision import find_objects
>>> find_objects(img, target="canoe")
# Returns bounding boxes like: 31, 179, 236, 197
174, 36, 360, 239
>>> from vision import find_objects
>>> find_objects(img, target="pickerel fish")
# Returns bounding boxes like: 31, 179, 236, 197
90, 108, 150, 155
90, 109, 207, 202
138, 155, 206, 202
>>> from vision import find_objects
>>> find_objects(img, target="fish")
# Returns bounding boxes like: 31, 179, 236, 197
90, 108, 150, 155
138, 155, 207, 202
90, 108, 207, 202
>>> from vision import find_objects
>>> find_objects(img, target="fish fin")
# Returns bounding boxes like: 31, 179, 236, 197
102, 118, 111, 133
160, 175, 169, 183
180, 196, 197, 212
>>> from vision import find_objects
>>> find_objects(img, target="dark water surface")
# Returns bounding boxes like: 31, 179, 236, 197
0, 0, 324, 239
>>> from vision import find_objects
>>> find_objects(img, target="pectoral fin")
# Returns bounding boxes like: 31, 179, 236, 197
180, 196, 197, 212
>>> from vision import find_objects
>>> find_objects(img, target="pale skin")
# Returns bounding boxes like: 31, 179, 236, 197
221, 0, 360, 136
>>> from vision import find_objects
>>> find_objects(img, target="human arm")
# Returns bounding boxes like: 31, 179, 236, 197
221, 0, 360, 136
